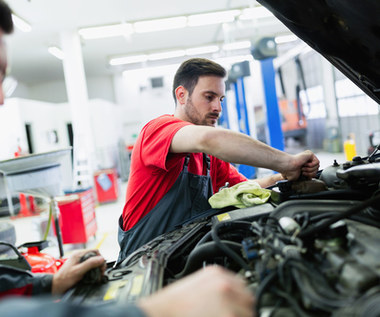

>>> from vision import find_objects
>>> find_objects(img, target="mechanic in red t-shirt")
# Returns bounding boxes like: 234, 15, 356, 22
118, 58, 320, 261
0, 4, 255, 316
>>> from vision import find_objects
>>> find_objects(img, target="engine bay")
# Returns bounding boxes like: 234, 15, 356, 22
66, 151, 380, 316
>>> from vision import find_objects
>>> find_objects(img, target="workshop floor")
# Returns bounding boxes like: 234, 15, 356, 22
1, 150, 347, 263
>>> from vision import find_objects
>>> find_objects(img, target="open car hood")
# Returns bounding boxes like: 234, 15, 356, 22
258, 0, 380, 104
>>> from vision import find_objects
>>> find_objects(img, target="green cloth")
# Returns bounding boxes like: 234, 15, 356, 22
209, 180, 271, 209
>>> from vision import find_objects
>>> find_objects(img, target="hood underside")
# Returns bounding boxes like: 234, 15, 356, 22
258, 0, 380, 104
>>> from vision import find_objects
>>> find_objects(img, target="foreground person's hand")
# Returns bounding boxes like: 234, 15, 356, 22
51, 249, 106, 295
138, 266, 255, 317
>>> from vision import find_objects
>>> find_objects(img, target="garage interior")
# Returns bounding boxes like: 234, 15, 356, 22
0, 0, 379, 316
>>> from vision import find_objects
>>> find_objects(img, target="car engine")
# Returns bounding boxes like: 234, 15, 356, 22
66, 150, 380, 317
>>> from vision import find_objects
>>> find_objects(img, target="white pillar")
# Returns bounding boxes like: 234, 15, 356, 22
321, 56, 342, 152
60, 30, 95, 188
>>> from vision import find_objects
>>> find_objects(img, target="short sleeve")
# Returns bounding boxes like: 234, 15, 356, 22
140, 116, 192, 171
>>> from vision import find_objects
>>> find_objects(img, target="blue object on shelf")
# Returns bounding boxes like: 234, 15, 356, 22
96, 173, 112, 191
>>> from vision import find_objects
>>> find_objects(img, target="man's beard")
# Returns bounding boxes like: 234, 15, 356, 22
184, 96, 219, 126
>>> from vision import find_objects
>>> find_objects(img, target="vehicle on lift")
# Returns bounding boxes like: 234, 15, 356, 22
67, 0, 380, 316
278, 97, 307, 143
277, 57, 309, 145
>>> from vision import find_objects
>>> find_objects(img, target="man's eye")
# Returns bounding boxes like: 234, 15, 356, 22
206, 95, 213, 101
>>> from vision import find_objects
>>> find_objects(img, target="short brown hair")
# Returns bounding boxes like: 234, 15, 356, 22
0, 0, 13, 34
172, 58, 226, 102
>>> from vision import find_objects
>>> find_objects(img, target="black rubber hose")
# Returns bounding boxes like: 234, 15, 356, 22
211, 221, 252, 271
194, 231, 212, 248
256, 270, 278, 313
299, 194, 380, 238
175, 240, 242, 278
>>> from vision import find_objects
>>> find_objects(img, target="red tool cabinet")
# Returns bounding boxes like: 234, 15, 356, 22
57, 188, 97, 244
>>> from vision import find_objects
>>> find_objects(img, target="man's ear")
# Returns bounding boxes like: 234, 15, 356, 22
175, 86, 187, 105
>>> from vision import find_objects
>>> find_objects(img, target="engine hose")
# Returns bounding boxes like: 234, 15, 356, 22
211, 221, 252, 271
353, 287, 380, 317
194, 231, 212, 248
256, 270, 278, 313
175, 240, 242, 278
299, 194, 380, 238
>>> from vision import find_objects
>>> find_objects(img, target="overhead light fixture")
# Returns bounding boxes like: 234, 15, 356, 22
186, 45, 219, 56
110, 54, 148, 66
11, 14, 31, 32
188, 10, 240, 27
274, 43, 312, 68
222, 40, 251, 51
275, 34, 298, 44
134, 16, 187, 33
48, 46, 64, 60
123, 63, 179, 78
78, 23, 133, 39
216, 54, 253, 67
148, 50, 185, 61
239, 7, 274, 20
79, 7, 270, 41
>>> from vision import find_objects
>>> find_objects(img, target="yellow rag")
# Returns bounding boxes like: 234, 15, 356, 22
209, 180, 271, 209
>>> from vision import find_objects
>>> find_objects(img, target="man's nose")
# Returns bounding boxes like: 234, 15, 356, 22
0, 82, 4, 105
212, 99, 222, 113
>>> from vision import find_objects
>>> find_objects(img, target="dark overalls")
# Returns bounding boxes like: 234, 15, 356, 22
118, 154, 214, 262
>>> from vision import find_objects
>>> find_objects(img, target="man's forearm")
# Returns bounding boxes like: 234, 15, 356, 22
0, 265, 53, 297
171, 125, 319, 180
200, 128, 291, 174
256, 173, 284, 188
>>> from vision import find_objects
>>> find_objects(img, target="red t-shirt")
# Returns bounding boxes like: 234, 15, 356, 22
122, 115, 247, 230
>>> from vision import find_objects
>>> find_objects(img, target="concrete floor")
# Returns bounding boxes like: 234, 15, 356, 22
1, 150, 347, 262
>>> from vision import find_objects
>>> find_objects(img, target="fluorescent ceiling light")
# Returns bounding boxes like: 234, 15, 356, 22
188, 10, 240, 26
239, 7, 274, 20
186, 45, 219, 56
48, 46, 64, 60
223, 40, 251, 51
11, 14, 31, 32
148, 50, 185, 61
123, 63, 178, 78
275, 34, 298, 44
110, 54, 148, 66
216, 54, 253, 67
134, 16, 187, 33
78, 23, 133, 39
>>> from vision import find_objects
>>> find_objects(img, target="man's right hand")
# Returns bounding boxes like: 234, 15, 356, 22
281, 150, 320, 181
51, 249, 106, 295
138, 266, 255, 317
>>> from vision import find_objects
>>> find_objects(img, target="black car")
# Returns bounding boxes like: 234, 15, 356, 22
67, 1, 380, 316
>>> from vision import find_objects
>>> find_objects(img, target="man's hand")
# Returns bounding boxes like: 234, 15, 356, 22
51, 249, 106, 295
138, 266, 255, 317
281, 150, 320, 181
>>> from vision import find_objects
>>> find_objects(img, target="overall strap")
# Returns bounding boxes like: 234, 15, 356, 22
203, 153, 211, 176
183, 153, 210, 175
183, 154, 190, 171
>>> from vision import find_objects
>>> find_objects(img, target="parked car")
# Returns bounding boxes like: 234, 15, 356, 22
66, 1, 380, 316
